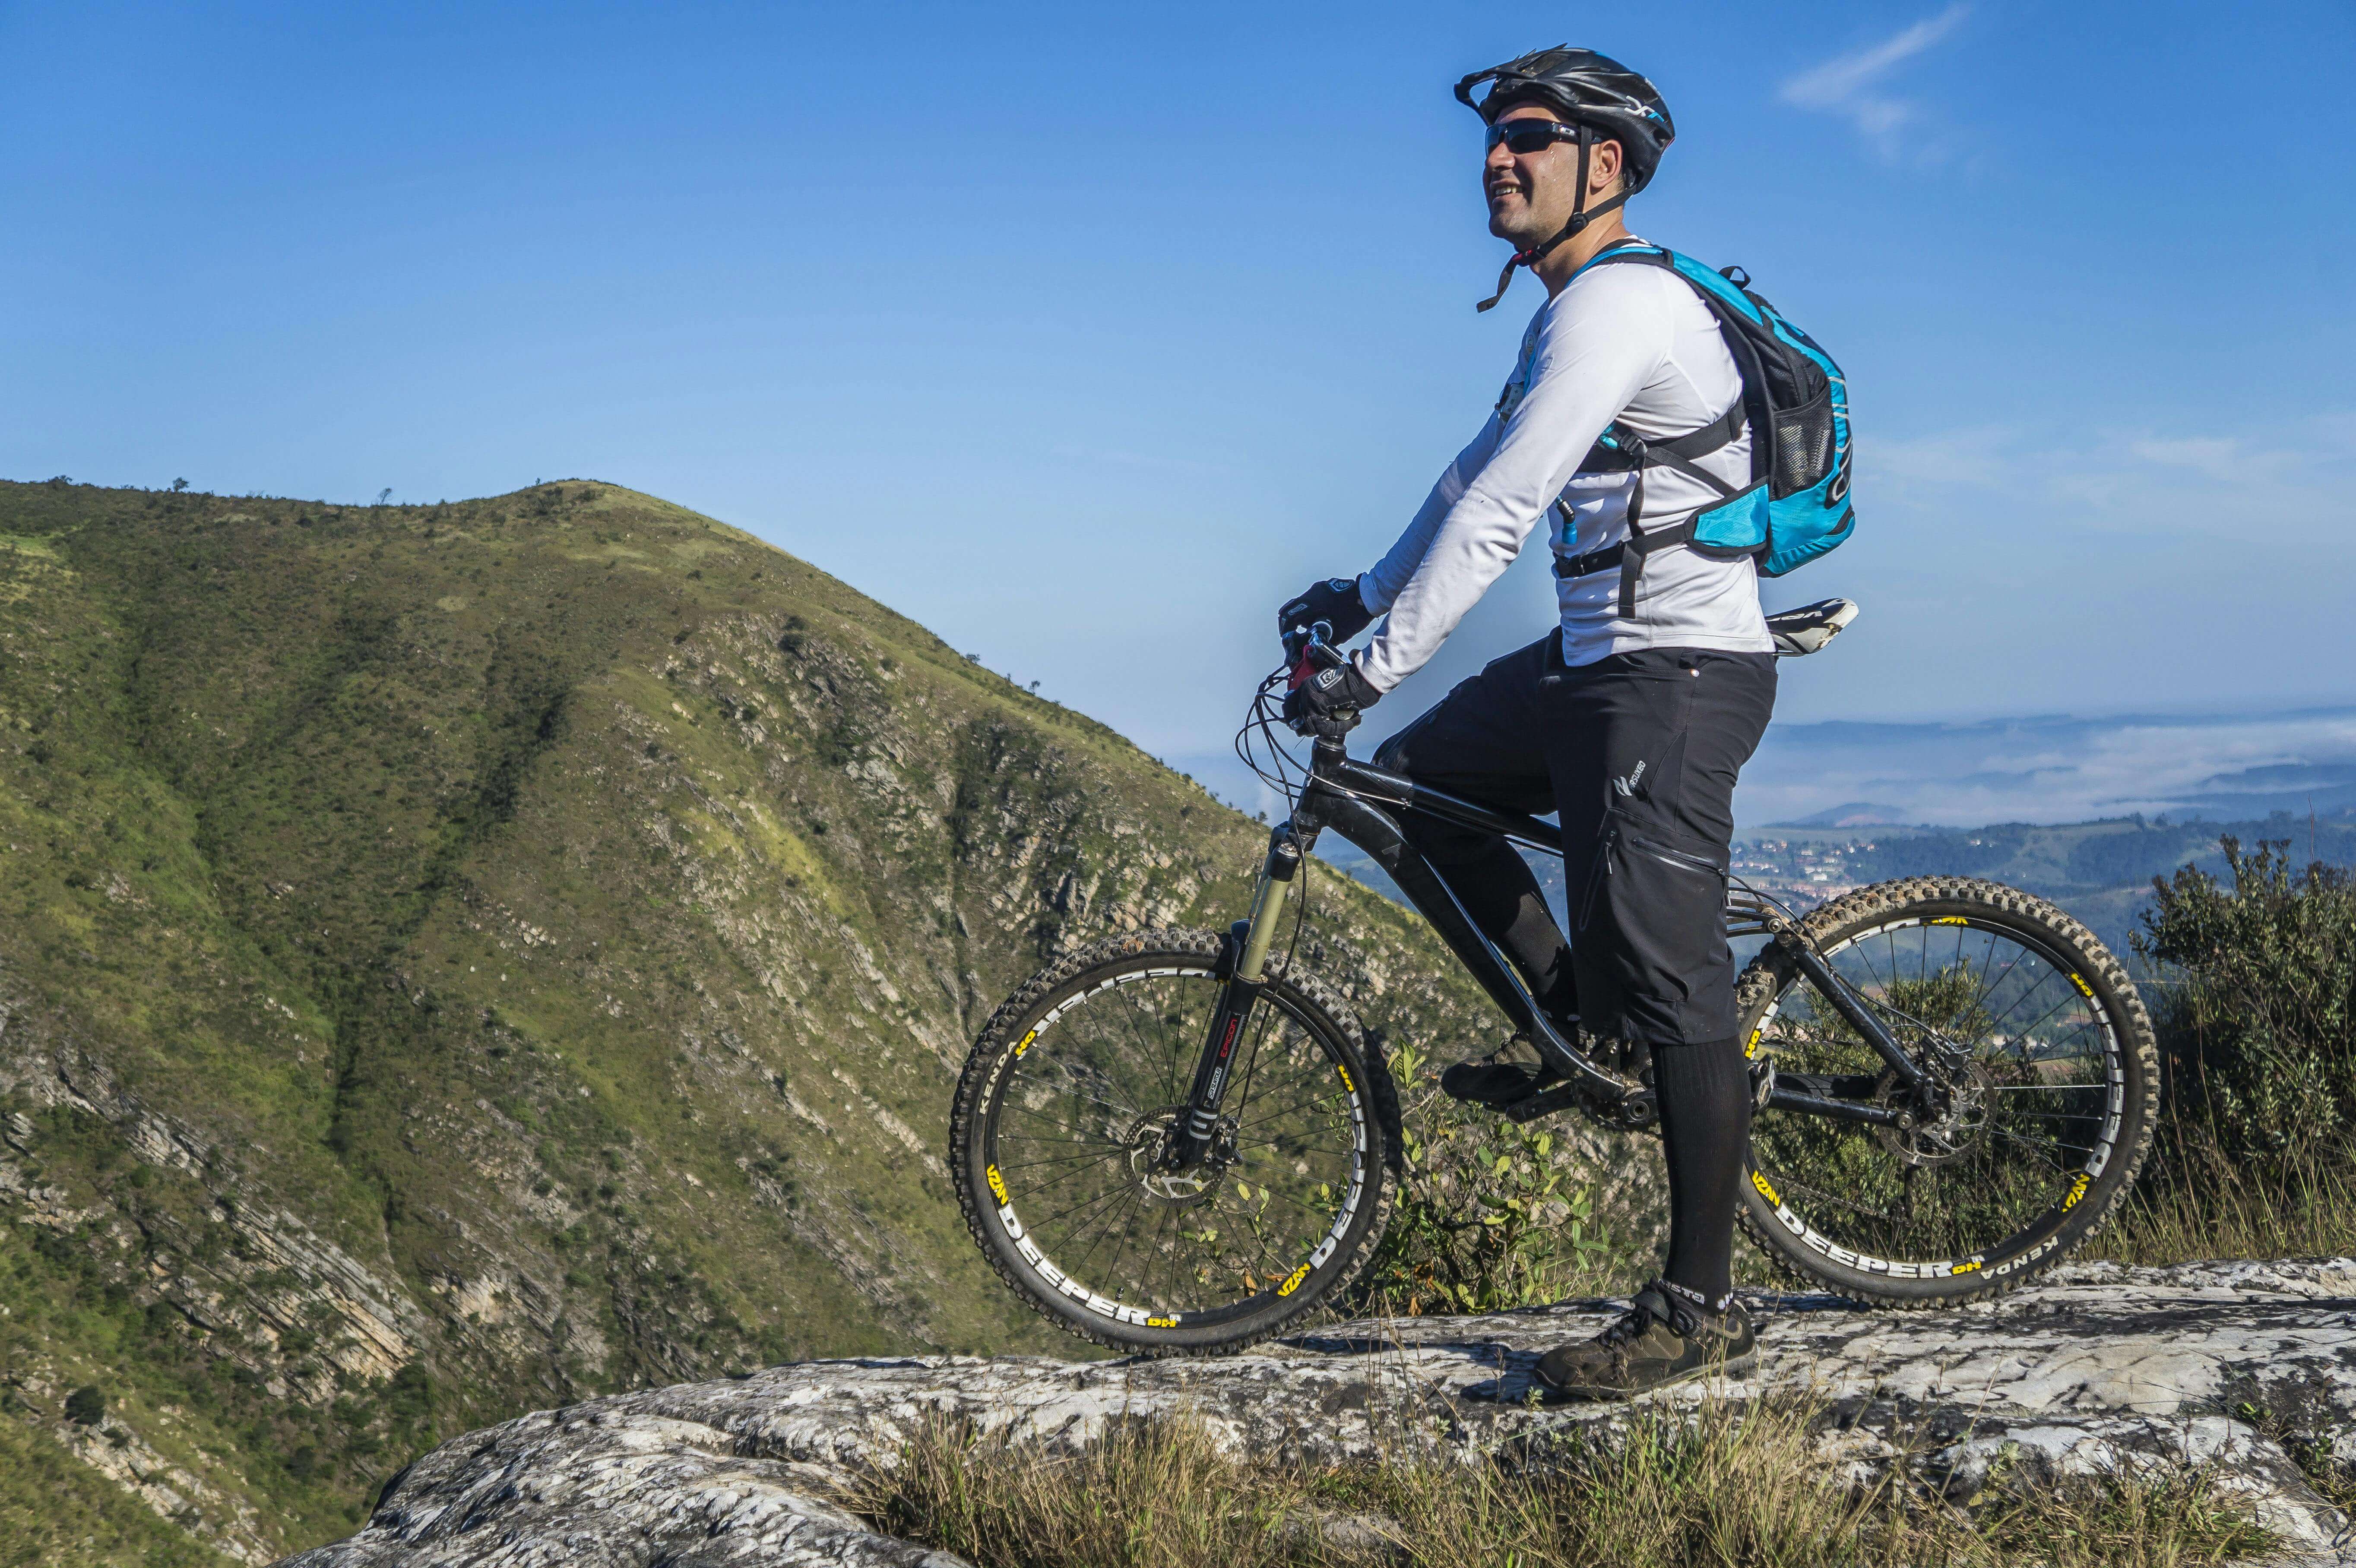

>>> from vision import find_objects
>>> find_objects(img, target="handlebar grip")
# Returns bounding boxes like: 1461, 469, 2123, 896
1285, 632, 1346, 692
1280, 617, 1337, 668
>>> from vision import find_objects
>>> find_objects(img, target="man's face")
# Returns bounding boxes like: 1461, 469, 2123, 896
1483, 103, 1621, 249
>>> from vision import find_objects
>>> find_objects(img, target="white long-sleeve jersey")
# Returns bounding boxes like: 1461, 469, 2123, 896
1353, 251, 1774, 690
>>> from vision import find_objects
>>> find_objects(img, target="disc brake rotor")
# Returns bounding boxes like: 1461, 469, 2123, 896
1127, 1106, 1238, 1206
1873, 1062, 1993, 1167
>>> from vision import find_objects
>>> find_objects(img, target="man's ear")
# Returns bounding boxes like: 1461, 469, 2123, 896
1592, 137, 1626, 197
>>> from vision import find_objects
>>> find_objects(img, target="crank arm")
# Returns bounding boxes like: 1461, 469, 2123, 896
1526, 1008, 1633, 1102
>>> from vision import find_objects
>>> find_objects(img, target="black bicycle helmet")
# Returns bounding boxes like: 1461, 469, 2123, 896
1456, 47, 1675, 192
1455, 47, 1676, 310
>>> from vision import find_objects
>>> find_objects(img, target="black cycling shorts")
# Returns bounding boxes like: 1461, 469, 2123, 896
1374, 636, 1776, 1045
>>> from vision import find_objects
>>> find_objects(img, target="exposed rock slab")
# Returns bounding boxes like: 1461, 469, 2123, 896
279, 1260, 2356, 1566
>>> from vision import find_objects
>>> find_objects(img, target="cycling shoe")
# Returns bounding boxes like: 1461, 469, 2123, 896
1440, 1034, 1563, 1108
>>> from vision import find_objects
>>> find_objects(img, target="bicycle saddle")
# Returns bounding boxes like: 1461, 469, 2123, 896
1764, 597, 1857, 657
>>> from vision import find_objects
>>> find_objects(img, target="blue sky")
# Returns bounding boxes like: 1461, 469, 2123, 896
5, 1, 2353, 824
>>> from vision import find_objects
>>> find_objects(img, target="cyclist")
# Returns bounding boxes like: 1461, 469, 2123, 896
1277, 46, 1774, 1399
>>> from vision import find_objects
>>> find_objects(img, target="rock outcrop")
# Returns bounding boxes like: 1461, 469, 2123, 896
280, 1259, 2356, 1566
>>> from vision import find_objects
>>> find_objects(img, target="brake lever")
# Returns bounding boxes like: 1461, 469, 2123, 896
1285, 627, 1345, 692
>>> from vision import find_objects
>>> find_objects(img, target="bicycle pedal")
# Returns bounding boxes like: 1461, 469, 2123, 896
1501, 1082, 1589, 1124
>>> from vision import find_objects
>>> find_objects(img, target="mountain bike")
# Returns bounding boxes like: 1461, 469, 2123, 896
949, 600, 2161, 1354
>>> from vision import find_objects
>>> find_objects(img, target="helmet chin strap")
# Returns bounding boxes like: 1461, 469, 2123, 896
1476, 124, 1631, 313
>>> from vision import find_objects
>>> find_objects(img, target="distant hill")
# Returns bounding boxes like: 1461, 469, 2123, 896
1777, 810, 2356, 955
1768, 802, 1916, 829
2167, 762, 2356, 818
0, 478, 1510, 1562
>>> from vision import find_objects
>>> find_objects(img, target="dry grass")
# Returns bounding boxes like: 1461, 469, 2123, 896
851, 1404, 2277, 1568
2089, 1137, 2356, 1267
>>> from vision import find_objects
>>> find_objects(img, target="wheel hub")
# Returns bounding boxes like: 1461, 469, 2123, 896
1128, 1106, 1238, 1205
1874, 1063, 1992, 1167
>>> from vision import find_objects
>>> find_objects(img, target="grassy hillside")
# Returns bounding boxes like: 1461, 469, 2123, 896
0, 477, 1520, 1562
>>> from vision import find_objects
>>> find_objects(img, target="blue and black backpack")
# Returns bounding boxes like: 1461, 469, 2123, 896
1555, 242, 1855, 616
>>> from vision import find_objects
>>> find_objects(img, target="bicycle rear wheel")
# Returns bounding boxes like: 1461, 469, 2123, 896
1737, 878, 2159, 1306
950, 928, 1398, 1355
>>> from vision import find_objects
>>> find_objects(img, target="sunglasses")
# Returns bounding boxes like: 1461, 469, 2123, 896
1485, 119, 1584, 155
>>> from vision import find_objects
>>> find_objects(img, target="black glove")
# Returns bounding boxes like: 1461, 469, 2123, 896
1282, 654, 1381, 737
1277, 577, 1374, 664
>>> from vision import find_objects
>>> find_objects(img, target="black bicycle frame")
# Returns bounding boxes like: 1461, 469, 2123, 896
1165, 732, 1930, 1167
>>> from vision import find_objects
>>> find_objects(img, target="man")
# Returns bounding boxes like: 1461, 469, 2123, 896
1276, 47, 1776, 1399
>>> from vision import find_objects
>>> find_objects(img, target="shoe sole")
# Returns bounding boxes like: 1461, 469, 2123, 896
1536, 1346, 1758, 1403
1440, 1075, 1567, 1112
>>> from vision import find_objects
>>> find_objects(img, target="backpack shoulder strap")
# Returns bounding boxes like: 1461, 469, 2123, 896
1557, 243, 1760, 616
1570, 243, 1751, 480
1568, 239, 1672, 281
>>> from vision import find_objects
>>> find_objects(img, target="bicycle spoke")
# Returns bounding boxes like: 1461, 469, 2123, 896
993, 1132, 1122, 1151
1007, 1076, 1138, 1125
1097, 1192, 1146, 1295
1993, 1124, 2095, 1157
1983, 967, 2067, 1037
1032, 1176, 1135, 1235
994, 1148, 1119, 1176
1970, 941, 2029, 1020
1235, 1086, 1350, 1132
1773, 1170, 1902, 1227
1065, 1185, 1146, 1277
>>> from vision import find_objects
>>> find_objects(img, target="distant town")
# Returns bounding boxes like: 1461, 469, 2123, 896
1729, 835, 1881, 907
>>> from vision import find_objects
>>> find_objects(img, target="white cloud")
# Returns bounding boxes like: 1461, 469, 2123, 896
2125, 435, 2305, 483
1862, 414, 2356, 541
1780, 4, 1971, 159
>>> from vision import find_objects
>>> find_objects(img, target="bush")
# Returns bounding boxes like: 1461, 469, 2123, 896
63, 1385, 105, 1426
2099, 837, 2356, 1265
2134, 838, 2356, 1165
1360, 1040, 1617, 1314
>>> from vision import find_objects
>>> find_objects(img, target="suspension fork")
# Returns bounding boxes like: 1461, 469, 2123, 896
1165, 824, 1304, 1170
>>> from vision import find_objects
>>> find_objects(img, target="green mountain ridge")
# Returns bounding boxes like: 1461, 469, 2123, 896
0, 477, 1517, 1563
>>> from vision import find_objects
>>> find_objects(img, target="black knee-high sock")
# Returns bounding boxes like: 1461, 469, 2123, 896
1652, 1036, 1751, 1308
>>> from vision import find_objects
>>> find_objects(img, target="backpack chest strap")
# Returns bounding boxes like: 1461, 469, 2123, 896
1576, 401, 1746, 474
1552, 515, 1699, 616
1557, 401, 1747, 617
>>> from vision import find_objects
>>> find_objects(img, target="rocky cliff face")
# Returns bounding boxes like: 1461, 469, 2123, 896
0, 479, 1552, 1562
279, 1259, 2356, 1566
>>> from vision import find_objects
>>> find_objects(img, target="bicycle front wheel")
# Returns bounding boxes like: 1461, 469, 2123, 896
1737, 878, 2160, 1306
950, 928, 1398, 1356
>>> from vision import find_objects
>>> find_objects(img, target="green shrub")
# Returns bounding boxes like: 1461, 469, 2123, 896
63, 1385, 106, 1426
2134, 838, 2356, 1166
2099, 837, 2356, 1265
1361, 1040, 1617, 1314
